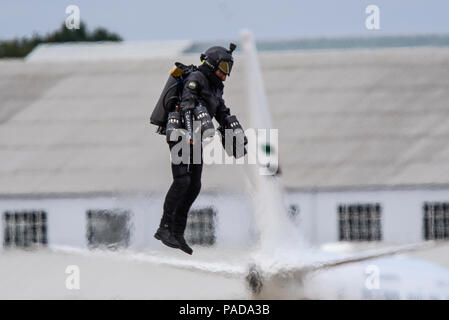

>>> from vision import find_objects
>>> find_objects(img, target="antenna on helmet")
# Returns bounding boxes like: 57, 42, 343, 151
229, 43, 237, 54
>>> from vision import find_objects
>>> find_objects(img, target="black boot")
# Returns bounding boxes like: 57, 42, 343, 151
173, 233, 193, 255
154, 224, 180, 249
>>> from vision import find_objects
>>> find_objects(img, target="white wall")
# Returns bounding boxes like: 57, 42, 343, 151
192, 194, 255, 247
284, 192, 316, 243
288, 188, 449, 245
2, 187, 449, 250
0, 193, 254, 250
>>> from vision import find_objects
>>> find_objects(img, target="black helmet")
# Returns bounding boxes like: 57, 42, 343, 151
200, 43, 236, 76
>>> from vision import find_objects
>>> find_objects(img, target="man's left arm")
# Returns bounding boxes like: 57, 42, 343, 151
215, 98, 248, 158
214, 97, 231, 127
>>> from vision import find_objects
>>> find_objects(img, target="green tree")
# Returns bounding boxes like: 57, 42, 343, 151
0, 21, 122, 58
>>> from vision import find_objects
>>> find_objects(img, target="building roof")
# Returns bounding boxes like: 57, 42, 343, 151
268, 48, 449, 190
1, 46, 448, 196
26, 40, 192, 62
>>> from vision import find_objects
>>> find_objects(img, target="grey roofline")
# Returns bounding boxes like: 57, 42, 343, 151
285, 183, 449, 194
1, 182, 449, 200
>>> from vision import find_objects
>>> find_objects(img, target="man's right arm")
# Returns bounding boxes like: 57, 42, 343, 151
179, 73, 204, 111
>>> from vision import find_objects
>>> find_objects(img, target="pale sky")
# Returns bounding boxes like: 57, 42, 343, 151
1, 0, 448, 41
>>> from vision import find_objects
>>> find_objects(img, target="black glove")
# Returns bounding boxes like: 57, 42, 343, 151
218, 115, 247, 158
193, 105, 215, 140
165, 110, 183, 143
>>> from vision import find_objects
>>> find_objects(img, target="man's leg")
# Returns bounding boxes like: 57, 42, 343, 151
156, 142, 192, 249
173, 163, 203, 234
159, 164, 191, 228
172, 163, 202, 255
159, 141, 191, 227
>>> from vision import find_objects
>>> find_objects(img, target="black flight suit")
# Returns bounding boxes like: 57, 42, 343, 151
160, 64, 230, 236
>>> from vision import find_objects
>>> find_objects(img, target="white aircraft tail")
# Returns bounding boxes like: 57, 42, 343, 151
240, 30, 307, 254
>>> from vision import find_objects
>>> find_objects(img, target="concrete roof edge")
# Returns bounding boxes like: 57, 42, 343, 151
285, 183, 449, 194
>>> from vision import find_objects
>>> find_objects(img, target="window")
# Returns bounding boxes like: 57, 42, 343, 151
185, 207, 216, 246
3, 210, 47, 248
86, 209, 131, 250
423, 202, 449, 240
338, 203, 382, 241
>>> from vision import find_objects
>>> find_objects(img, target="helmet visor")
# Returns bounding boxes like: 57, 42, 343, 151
218, 60, 233, 75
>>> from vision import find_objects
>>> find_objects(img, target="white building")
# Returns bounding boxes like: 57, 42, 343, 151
1, 41, 449, 251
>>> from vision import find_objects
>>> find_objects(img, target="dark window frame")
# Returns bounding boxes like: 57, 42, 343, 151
86, 209, 131, 250
423, 202, 449, 240
3, 210, 48, 248
338, 203, 382, 241
185, 207, 217, 246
